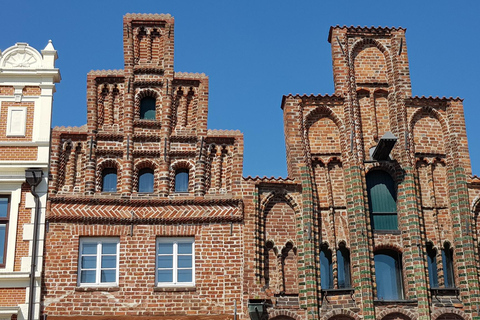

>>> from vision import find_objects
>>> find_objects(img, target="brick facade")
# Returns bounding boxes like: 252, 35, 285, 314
42, 14, 480, 320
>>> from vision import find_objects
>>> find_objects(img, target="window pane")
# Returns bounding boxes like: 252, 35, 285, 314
178, 255, 192, 268
175, 170, 189, 192
427, 248, 438, 287
442, 249, 455, 288
157, 256, 173, 268
81, 270, 96, 283
178, 242, 192, 254
337, 248, 351, 288
373, 214, 398, 230
367, 171, 397, 213
158, 242, 173, 254
374, 252, 403, 300
0, 225, 5, 265
101, 255, 116, 268
101, 270, 116, 283
320, 250, 333, 289
82, 243, 97, 254
81, 256, 96, 269
138, 169, 154, 193
102, 169, 117, 192
177, 269, 192, 283
157, 269, 173, 282
140, 97, 156, 120
0, 198, 8, 218
102, 243, 117, 254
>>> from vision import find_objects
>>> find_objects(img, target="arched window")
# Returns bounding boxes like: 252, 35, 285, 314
426, 242, 439, 288
366, 170, 397, 231
102, 168, 117, 192
374, 250, 404, 300
140, 96, 156, 120
442, 243, 455, 288
337, 244, 351, 289
175, 169, 189, 193
320, 244, 333, 289
138, 168, 154, 193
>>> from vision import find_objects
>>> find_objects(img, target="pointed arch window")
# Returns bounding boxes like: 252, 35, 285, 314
320, 244, 333, 289
138, 168, 154, 193
175, 169, 189, 193
374, 250, 404, 300
140, 96, 156, 120
102, 168, 117, 192
442, 243, 455, 288
337, 244, 351, 289
426, 242, 439, 288
367, 170, 398, 231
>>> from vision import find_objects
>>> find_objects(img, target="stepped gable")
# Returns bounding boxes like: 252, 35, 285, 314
174, 72, 208, 80
243, 176, 296, 184
408, 95, 464, 102
328, 25, 406, 42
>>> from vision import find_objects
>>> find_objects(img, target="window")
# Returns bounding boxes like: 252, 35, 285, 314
426, 242, 439, 288
78, 238, 119, 286
320, 244, 333, 289
140, 96, 156, 120
138, 168, 154, 193
174, 169, 189, 193
102, 168, 117, 192
374, 250, 404, 300
337, 244, 351, 289
0, 197, 9, 268
442, 243, 455, 288
366, 170, 397, 231
156, 238, 195, 287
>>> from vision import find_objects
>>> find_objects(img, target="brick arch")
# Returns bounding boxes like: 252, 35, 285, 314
409, 106, 450, 156
133, 159, 157, 192
432, 308, 468, 320
268, 309, 304, 320
321, 308, 361, 320
374, 243, 404, 254
350, 38, 392, 85
169, 159, 195, 193
134, 88, 162, 120
304, 105, 346, 156
96, 159, 121, 192
376, 308, 417, 320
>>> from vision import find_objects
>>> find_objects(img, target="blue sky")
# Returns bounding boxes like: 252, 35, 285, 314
1, 1, 479, 178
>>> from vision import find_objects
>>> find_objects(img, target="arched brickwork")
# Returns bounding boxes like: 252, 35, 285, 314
409, 106, 450, 158
432, 309, 468, 320
169, 159, 195, 194
350, 38, 392, 86
95, 159, 121, 193
133, 159, 157, 192
268, 309, 304, 320
376, 308, 416, 320
134, 88, 161, 120
304, 105, 345, 157
321, 308, 361, 320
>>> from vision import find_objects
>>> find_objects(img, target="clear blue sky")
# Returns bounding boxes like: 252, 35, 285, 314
2, 1, 479, 178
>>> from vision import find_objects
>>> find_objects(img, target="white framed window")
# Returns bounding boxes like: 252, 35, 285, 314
78, 238, 119, 286
6, 107, 27, 136
156, 237, 195, 287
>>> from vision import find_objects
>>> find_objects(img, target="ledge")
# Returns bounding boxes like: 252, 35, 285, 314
75, 286, 120, 292
154, 286, 196, 292
431, 287, 460, 299
374, 299, 417, 305
321, 288, 355, 303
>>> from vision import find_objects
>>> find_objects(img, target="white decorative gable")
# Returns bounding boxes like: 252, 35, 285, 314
0, 43, 42, 69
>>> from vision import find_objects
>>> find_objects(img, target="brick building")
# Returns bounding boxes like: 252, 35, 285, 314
42, 13, 480, 320
0, 42, 60, 320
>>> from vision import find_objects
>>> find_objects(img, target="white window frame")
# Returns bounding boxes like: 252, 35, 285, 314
6, 107, 27, 136
78, 237, 119, 287
156, 237, 195, 287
